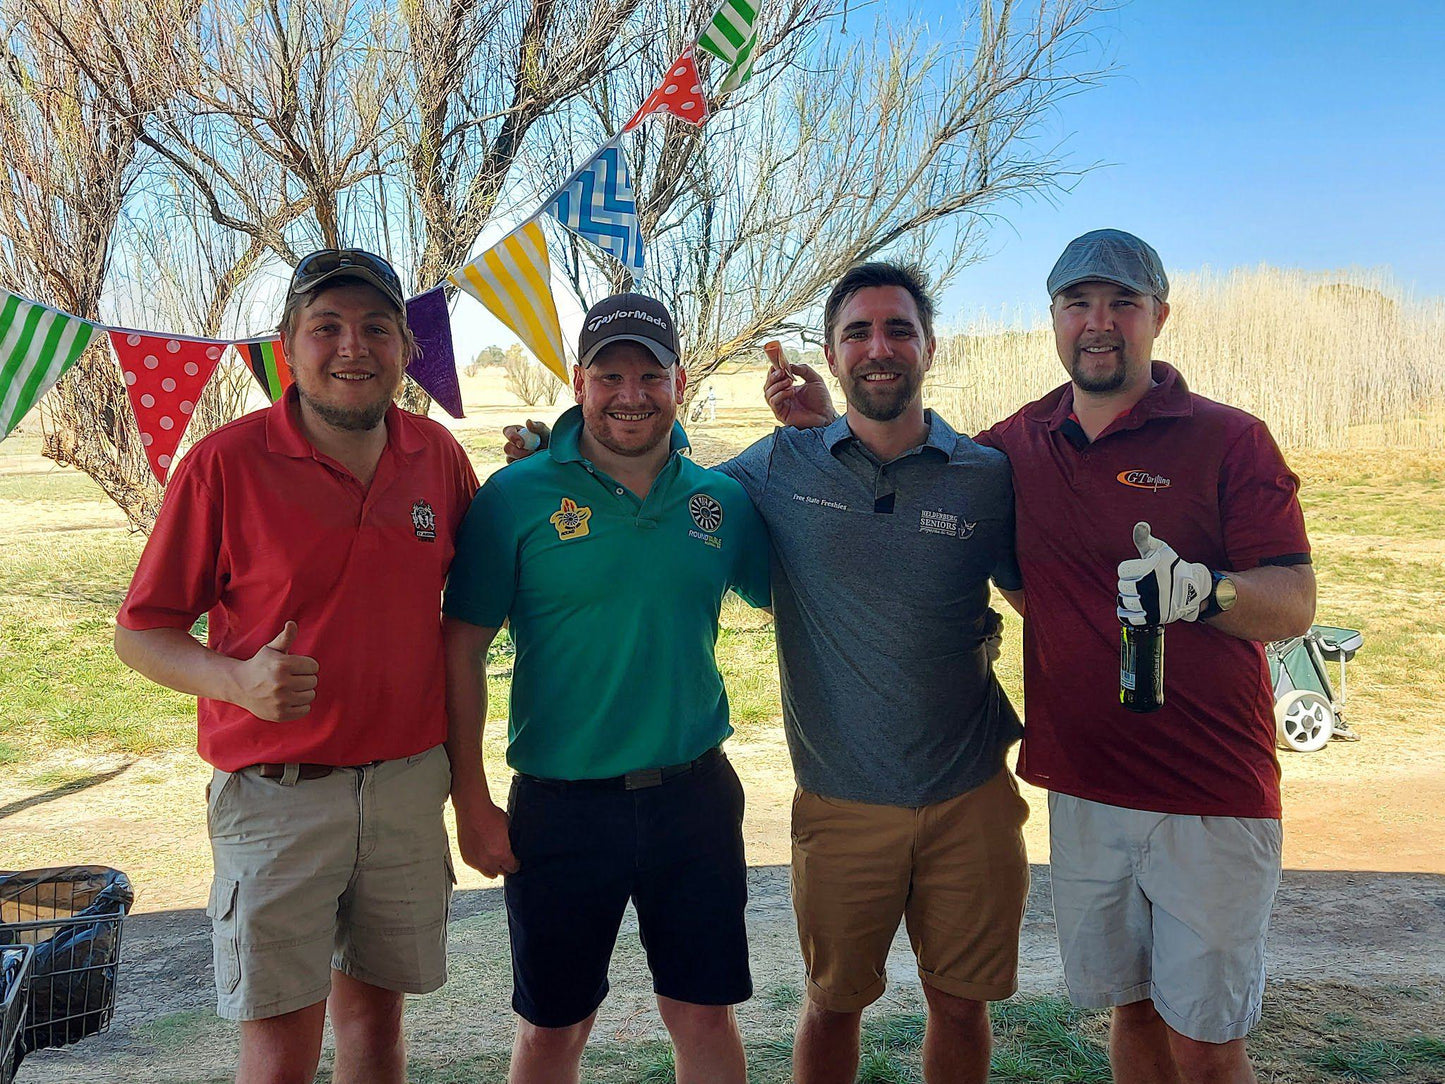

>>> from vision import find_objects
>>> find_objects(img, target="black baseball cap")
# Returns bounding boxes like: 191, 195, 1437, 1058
288, 248, 408, 313
1047, 229, 1169, 302
577, 293, 679, 367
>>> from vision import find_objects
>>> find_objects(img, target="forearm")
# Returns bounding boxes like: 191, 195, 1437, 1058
443, 618, 499, 810
114, 624, 243, 704
1206, 563, 1316, 642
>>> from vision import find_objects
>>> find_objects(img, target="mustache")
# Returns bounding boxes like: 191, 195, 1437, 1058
1078, 336, 1124, 351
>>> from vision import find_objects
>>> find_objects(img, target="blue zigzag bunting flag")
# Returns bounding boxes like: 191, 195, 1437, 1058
544, 142, 645, 279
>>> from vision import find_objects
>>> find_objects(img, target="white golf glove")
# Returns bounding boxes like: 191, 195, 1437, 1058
1116, 522, 1212, 627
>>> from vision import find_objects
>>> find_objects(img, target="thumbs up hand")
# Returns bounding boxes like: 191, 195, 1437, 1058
235, 621, 320, 721
1116, 522, 1212, 627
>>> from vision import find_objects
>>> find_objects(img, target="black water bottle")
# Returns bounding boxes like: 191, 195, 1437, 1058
1120, 624, 1164, 712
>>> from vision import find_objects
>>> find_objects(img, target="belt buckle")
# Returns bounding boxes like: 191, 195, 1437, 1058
623, 767, 665, 790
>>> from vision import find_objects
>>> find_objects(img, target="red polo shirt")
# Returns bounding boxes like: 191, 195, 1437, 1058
977, 363, 1309, 818
118, 388, 478, 771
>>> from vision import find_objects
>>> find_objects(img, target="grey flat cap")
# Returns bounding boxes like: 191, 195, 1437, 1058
1047, 229, 1169, 302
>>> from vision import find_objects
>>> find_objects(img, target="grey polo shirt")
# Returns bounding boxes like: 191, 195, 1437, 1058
718, 410, 1022, 807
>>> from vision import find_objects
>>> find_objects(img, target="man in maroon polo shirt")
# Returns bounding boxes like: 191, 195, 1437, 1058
114, 249, 477, 1084
976, 229, 1315, 1084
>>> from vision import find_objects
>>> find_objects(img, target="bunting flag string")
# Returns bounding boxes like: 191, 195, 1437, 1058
625, 46, 709, 130
236, 336, 293, 402
109, 330, 225, 482
449, 220, 569, 382
405, 288, 465, 418
0, 291, 101, 441
545, 141, 646, 279
698, 0, 759, 94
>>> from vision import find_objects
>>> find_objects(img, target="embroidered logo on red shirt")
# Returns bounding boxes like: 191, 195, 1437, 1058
1116, 470, 1172, 491
411, 499, 437, 541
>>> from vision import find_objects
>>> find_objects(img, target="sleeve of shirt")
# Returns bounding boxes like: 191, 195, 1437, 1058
1219, 421, 1311, 569
728, 496, 773, 609
714, 433, 774, 505
443, 478, 520, 628
991, 459, 1024, 592
116, 455, 224, 631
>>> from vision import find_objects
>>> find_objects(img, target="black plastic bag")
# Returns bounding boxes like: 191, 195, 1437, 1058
0, 866, 133, 1058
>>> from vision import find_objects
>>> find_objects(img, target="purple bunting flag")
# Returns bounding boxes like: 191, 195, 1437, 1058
405, 287, 464, 419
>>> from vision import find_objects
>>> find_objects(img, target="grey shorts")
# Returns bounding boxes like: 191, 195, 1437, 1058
205, 745, 455, 1021
1048, 792, 1281, 1044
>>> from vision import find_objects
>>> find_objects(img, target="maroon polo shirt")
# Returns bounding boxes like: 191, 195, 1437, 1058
119, 387, 479, 771
977, 362, 1309, 818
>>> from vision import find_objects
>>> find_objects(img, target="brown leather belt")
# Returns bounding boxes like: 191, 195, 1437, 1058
256, 763, 335, 781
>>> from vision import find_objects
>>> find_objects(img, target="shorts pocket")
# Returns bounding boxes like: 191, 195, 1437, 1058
207, 877, 241, 995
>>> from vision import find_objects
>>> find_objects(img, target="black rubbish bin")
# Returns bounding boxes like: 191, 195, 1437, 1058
0, 867, 132, 1067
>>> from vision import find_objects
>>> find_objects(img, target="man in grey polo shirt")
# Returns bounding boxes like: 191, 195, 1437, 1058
506, 261, 1028, 1084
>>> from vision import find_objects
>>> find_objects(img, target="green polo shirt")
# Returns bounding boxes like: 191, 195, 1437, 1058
443, 406, 772, 780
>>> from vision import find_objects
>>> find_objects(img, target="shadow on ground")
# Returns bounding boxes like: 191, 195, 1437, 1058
14, 866, 1445, 1083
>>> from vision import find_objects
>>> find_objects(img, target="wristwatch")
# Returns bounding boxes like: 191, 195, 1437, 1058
1200, 570, 1237, 620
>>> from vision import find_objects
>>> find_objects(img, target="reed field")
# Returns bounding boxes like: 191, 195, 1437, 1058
928, 266, 1445, 448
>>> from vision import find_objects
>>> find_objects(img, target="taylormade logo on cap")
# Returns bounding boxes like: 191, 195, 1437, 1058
586, 309, 670, 333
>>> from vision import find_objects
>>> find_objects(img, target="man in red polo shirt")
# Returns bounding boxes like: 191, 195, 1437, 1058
114, 249, 477, 1084
976, 229, 1315, 1084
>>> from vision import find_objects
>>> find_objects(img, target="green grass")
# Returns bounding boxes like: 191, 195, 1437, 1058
1313, 1036, 1445, 1081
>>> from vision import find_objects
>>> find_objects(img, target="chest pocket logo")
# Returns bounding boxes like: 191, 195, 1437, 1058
1117, 470, 1172, 491
411, 500, 437, 542
550, 498, 592, 540
689, 493, 723, 532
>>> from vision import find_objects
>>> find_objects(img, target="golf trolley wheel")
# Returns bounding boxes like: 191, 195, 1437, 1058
1275, 689, 1335, 752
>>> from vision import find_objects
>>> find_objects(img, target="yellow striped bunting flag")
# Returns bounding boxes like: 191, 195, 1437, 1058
0, 290, 101, 440
449, 221, 568, 382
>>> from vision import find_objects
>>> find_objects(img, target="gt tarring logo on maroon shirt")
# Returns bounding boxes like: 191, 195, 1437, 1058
1116, 470, 1172, 491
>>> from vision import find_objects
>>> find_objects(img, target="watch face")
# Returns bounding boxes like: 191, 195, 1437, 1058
1216, 575, 1238, 610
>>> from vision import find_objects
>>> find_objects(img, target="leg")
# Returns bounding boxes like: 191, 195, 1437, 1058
1167, 1031, 1258, 1084
328, 969, 407, 1084
509, 1012, 597, 1084
1111, 1000, 1183, 1084
236, 1001, 327, 1084
920, 985, 991, 1084
656, 996, 746, 1084
793, 997, 862, 1084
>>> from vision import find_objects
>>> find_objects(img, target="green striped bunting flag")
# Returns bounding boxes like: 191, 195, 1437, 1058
0, 290, 100, 440
698, 0, 759, 94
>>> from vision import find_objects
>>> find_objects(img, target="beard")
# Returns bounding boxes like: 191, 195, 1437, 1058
584, 404, 674, 458
1068, 338, 1132, 394
294, 373, 399, 432
840, 366, 924, 422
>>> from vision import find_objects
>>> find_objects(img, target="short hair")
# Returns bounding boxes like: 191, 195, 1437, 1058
279, 274, 419, 364
823, 262, 937, 348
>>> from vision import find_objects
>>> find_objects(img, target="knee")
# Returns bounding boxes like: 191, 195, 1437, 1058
1169, 1034, 1251, 1083
1112, 997, 1164, 1032
799, 996, 862, 1034
515, 1018, 592, 1061
658, 1000, 739, 1043
330, 989, 404, 1051
922, 987, 989, 1030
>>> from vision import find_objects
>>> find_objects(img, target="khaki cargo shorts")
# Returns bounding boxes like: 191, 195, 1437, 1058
790, 769, 1031, 1012
205, 745, 455, 1021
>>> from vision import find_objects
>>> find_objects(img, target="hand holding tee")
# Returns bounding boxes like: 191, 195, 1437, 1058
1116, 522, 1212, 626
234, 621, 319, 721
763, 342, 836, 428
503, 420, 549, 463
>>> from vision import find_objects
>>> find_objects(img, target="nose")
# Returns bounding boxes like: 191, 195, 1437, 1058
1084, 301, 1116, 332
335, 324, 368, 357
867, 327, 894, 359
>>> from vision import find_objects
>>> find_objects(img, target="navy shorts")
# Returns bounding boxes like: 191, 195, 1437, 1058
503, 749, 751, 1028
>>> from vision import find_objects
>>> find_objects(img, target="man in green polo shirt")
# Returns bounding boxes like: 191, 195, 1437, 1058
442, 293, 770, 1084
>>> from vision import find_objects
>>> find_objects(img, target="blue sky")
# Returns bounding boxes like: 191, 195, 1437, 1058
925, 0, 1445, 326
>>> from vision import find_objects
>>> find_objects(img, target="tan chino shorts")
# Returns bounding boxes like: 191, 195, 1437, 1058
205, 745, 455, 1021
790, 769, 1031, 1012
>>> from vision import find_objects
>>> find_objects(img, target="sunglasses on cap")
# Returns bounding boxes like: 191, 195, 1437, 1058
289, 248, 406, 309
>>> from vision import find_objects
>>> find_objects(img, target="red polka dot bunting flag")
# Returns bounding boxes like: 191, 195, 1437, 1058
624, 45, 710, 131
108, 330, 225, 483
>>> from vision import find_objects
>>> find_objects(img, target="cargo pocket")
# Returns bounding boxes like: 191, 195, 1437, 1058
206, 877, 241, 995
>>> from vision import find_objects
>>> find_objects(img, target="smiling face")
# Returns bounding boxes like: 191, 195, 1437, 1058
825, 285, 935, 422
284, 281, 407, 432
1051, 281, 1170, 395
573, 342, 685, 458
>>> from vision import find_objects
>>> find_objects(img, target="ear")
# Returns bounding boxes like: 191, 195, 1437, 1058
823, 341, 840, 378
1154, 300, 1171, 336
673, 365, 688, 402
571, 364, 585, 404
923, 333, 936, 373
